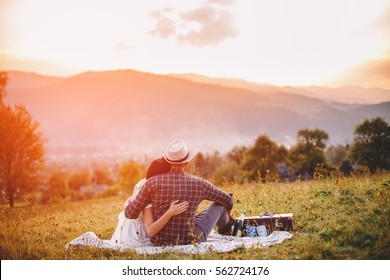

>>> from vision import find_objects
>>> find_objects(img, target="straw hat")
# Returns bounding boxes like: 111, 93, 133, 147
163, 140, 194, 164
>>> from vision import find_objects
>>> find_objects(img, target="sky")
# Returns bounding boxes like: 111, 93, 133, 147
1, 0, 390, 87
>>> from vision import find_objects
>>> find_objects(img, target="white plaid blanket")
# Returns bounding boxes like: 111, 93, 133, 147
65, 230, 293, 255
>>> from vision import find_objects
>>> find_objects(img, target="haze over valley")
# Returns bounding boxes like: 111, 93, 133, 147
5, 70, 390, 161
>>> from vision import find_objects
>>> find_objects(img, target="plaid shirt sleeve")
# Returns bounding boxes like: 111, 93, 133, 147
124, 180, 152, 219
201, 179, 233, 211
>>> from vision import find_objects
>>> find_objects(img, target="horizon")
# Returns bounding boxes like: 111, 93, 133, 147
1, 0, 390, 88
5, 68, 390, 91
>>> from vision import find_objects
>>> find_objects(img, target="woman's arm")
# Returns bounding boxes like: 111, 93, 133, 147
143, 200, 188, 237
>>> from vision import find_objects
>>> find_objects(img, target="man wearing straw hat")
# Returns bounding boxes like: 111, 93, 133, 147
125, 140, 234, 246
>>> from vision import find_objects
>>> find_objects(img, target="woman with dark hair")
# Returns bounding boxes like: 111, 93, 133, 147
110, 158, 188, 247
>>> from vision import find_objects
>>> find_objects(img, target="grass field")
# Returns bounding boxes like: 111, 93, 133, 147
1, 172, 389, 260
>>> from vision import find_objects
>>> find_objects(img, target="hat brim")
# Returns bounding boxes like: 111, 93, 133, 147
163, 150, 194, 164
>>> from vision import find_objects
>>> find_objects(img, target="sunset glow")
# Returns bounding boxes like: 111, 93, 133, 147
1, 0, 390, 87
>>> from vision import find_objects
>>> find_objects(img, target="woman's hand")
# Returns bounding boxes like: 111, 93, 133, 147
167, 200, 189, 216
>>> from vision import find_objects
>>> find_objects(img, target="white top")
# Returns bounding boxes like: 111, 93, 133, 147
109, 178, 153, 247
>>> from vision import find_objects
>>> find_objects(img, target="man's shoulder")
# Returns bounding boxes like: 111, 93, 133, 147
184, 173, 205, 183
185, 174, 215, 189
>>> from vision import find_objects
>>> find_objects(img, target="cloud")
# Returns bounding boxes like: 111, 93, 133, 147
149, 1, 238, 47
337, 50, 390, 89
177, 6, 238, 47
149, 10, 176, 39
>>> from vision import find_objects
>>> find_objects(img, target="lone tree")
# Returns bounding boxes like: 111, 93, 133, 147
289, 128, 329, 177
0, 71, 45, 207
350, 117, 390, 172
241, 134, 288, 181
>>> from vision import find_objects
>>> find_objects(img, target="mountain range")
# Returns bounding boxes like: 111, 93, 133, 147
4, 70, 390, 161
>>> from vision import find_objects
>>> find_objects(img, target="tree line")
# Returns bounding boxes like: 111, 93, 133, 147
192, 119, 390, 185
1, 71, 389, 207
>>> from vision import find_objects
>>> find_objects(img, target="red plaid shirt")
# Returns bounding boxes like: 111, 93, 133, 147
125, 168, 233, 246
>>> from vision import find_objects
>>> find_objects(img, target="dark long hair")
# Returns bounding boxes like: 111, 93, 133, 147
146, 158, 171, 179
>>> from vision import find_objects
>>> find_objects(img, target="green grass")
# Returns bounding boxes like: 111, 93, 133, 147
1, 172, 389, 260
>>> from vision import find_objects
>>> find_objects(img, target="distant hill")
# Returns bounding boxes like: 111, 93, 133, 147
171, 73, 390, 104
6, 71, 64, 90
4, 70, 390, 160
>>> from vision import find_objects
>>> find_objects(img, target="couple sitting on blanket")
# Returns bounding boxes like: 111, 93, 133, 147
111, 140, 235, 247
